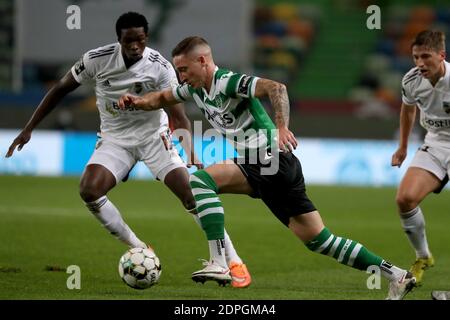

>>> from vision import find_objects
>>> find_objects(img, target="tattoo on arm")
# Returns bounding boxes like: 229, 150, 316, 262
269, 82, 290, 128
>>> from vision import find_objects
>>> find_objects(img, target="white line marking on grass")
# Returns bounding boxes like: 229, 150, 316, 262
0, 205, 176, 220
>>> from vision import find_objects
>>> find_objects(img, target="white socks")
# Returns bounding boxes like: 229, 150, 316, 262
224, 231, 243, 264
208, 239, 227, 268
192, 214, 242, 266
85, 196, 146, 249
379, 260, 408, 282
400, 207, 431, 259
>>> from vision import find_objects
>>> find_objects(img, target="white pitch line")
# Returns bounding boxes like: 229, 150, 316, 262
0, 205, 85, 217
0, 204, 179, 220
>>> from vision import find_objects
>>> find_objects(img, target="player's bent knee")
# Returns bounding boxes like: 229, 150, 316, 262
79, 183, 106, 203
395, 193, 418, 212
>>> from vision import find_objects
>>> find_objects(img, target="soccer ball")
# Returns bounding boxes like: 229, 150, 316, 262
118, 247, 162, 289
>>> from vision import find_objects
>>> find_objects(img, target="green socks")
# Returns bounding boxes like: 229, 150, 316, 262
189, 170, 225, 240
306, 227, 383, 270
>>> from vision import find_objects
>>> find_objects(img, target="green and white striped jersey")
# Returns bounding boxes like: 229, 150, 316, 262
172, 67, 276, 154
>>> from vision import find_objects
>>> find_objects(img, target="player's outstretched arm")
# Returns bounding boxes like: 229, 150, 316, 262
254, 78, 298, 152
391, 103, 417, 167
5, 71, 80, 158
118, 89, 177, 111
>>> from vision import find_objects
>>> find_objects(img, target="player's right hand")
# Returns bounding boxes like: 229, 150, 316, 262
391, 147, 407, 167
5, 129, 32, 158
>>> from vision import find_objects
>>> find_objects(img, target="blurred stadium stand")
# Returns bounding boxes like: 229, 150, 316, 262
352, 3, 450, 117
0, 0, 13, 90
2, 0, 450, 140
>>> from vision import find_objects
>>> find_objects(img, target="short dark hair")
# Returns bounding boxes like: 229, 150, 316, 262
115, 12, 148, 40
412, 30, 446, 52
172, 36, 209, 57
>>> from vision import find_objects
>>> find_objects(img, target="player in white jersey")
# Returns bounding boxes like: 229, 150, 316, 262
5, 13, 251, 288
391, 30, 450, 285
119, 36, 417, 299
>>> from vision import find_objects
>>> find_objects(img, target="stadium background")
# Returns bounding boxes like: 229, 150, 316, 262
0, 0, 449, 301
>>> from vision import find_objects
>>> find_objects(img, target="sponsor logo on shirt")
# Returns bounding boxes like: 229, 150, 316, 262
105, 102, 138, 116
204, 109, 235, 128
422, 117, 450, 128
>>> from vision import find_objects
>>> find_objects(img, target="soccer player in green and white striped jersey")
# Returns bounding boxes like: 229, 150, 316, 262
119, 36, 416, 299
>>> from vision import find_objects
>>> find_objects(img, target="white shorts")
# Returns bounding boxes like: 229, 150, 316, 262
409, 143, 450, 192
86, 129, 185, 184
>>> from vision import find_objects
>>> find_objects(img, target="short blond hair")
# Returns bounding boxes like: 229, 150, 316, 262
172, 36, 209, 57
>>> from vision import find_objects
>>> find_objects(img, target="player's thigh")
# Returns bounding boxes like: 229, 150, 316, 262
398, 147, 446, 201
140, 129, 186, 182
398, 167, 441, 202
80, 164, 116, 195
205, 160, 253, 194
83, 139, 136, 186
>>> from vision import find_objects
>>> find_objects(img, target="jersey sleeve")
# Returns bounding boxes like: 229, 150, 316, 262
70, 52, 95, 84
172, 83, 193, 102
401, 70, 418, 106
155, 60, 180, 91
223, 73, 259, 99
401, 85, 416, 105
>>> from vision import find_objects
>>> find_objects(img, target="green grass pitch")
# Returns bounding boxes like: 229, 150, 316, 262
0, 175, 448, 300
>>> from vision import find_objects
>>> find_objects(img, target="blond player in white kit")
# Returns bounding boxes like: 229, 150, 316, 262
5, 12, 251, 288
392, 30, 450, 285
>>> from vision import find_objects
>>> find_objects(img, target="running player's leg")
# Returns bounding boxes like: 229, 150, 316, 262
289, 211, 416, 299
189, 160, 253, 286
80, 140, 146, 248
164, 165, 242, 283
145, 132, 251, 285
252, 152, 415, 299
164, 166, 247, 271
395, 146, 446, 283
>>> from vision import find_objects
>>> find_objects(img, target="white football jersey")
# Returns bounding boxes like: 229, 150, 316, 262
402, 60, 450, 145
71, 43, 179, 146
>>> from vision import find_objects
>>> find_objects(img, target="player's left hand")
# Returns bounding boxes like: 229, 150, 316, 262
5, 129, 32, 158
278, 126, 297, 152
391, 147, 407, 168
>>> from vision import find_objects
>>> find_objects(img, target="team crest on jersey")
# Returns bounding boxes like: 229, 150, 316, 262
443, 101, 450, 114
206, 93, 227, 109
74, 57, 85, 75
212, 95, 223, 108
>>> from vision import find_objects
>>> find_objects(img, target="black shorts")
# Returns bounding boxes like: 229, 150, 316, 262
233, 151, 316, 226
434, 174, 449, 194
